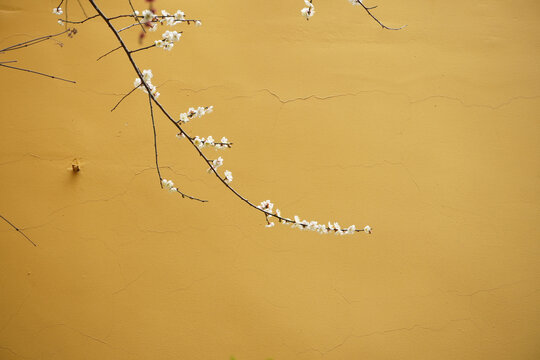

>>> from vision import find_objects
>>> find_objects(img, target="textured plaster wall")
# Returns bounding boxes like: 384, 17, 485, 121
0, 0, 539, 359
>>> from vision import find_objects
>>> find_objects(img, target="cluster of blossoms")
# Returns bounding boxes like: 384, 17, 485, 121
134, 69, 160, 98
258, 200, 371, 234
208, 156, 224, 173
130, 8, 201, 48
154, 30, 182, 51
301, 0, 315, 20
161, 178, 177, 193
188, 135, 230, 150
52, 7, 63, 15
224, 170, 233, 184
178, 106, 213, 124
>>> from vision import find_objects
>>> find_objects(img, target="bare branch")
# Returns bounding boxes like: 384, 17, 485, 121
356, 1, 406, 30
110, 85, 138, 112
96, 45, 121, 61
0, 214, 37, 247
130, 43, 156, 54
0, 29, 70, 52
59, 14, 100, 24
0, 63, 76, 83
148, 93, 163, 187
77, 0, 88, 18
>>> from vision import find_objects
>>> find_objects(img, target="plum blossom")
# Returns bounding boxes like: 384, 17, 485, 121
224, 170, 233, 184
301, 0, 315, 20
53, 7, 63, 15
259, 199, 369, 235
134, 69, 160, 98
161, 178, 177, 193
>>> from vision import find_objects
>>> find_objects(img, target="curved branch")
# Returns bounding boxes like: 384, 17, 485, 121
87, 0, 367, 233
357, 1, 406, 30
0, 214, 37, 247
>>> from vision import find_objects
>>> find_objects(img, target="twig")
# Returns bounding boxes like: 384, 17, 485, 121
118, 23, 140, 33
96, 45, 121, 61
59, 14, 99, 24
0, 214, 37, 247
0, 29, 70, 52
77, 0, 88, 18
110, 85, 137, 112
0, 63, 76, 83
356, 1, 406, 30
0, 60, 17, 64
128, 0, 146, 34
148, 93, 206, 201
148, 93, 163, 187
130, 44, 156, 54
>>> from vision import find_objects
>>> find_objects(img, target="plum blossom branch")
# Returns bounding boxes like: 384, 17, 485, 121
65, 0, 372, 234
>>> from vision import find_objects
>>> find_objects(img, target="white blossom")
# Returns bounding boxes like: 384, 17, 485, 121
301, 0, 315, 20
161, 178, 177, 192
174, 10, 185, 21
53, 7, 63, 15
224, 170, 233, 184
178, 105, 213, 123
141, 9, 154, 23
208, 157, 223, 173
363, 225, 372, 234
133, 69, 159, 98
349, 0, 363, 5
195, 20, 202, 27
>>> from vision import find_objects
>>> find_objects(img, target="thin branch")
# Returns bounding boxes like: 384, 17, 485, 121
0, 60, 17, 64
148, 93, 163, 187
128, 0, 146, 34
96, 45, 121, 61
0, 29, 70, 52
77, 0, 88, 18
59, 14, 99, 24
129, 44, 156, 54
148, 94, 206, 202
87, 0, 367, 232
0, 63, 75, 83
110, 85, 137, 111
175, 188, 208, 202
0, 214, 37, 247
357, 1, 406, 30
118, 22, 140, 33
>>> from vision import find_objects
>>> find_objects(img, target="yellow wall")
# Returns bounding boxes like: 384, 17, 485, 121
1, 0, 539, 359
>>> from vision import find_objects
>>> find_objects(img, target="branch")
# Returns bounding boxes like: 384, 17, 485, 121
58, 14, 99, 24
110, 85, 138, 111
87, 0, 368, 233
0, 29, 70, 52
127, 0, 146, 34
0, 63, 76, 83
96, 45, 121, 61
0, 214, 37, 247
357, 1, 406, 30
130, 44, 156, 54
